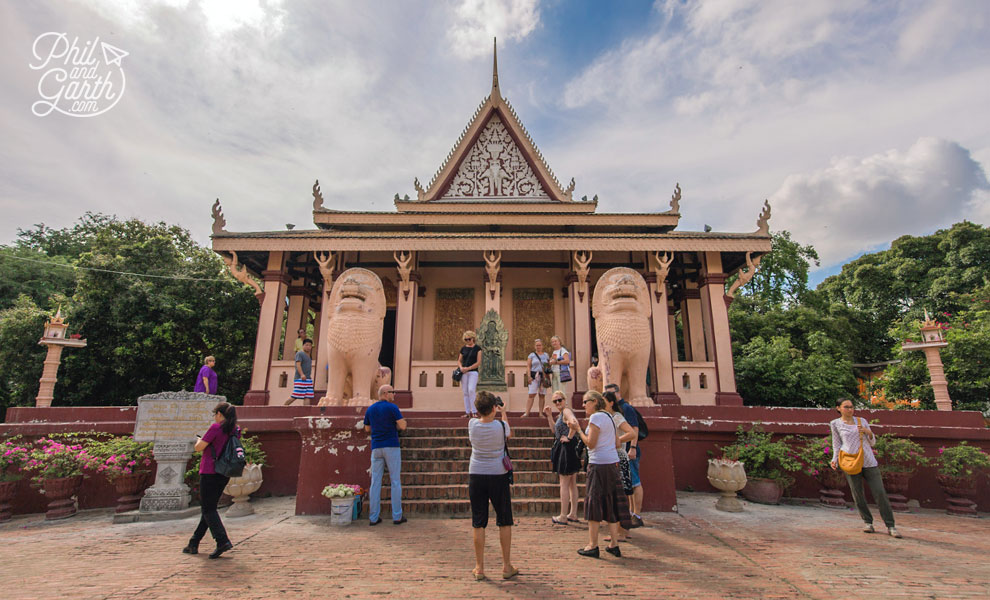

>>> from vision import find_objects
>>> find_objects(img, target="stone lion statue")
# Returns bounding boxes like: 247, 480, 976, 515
318, 268, 387, 407
342, 365, 392, 403
592, 267, 653, 407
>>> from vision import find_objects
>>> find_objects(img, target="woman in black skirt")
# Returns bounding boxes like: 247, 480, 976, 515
568, 390, 631, 558
543, 390, 580, 525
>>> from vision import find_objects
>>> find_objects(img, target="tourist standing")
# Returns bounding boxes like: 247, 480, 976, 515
569, 391, 629, 558
543, 389, 580, 524
606, 383, 644, 527
549, 336, 571, 396
184, 402, 237, 559
293, 328, 306, 353
193, 356, 218, 395
830, 399, 901, 538
467, 391, 518, 580
524, 339, 550, 417
458, 331, 482, 418
603, 390, 637, 541
364, 385, 408, 525
286, 338, 314, 406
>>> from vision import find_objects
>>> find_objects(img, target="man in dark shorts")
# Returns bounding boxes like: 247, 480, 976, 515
606, 383, 644, 528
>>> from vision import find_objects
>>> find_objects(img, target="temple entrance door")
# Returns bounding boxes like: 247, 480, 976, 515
589, 314, 598, 366
379, 308, 396, 372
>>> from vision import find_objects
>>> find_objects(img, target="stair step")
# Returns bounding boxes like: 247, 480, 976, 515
402, 427, 557, 439
400, 436, 554, 449
403, 447, 553, 461
401, 459, 556, 472
370, 498, 585, 516
379, 483, 585, 500
385, 471, 586, 485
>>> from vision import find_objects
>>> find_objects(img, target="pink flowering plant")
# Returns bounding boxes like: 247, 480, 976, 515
936, 441, 990, 480
718, 424, 801, 487
873, 434, 929, 475
794, 436, 833, 479
23, 438, 97, 486
1, 437, 32, 482
84, 436, 154, 483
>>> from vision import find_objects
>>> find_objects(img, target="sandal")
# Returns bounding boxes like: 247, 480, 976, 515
502, 567, 520, 580
472, 569, 486, 581
551, 516, 567, 525
567, 517, 580, 523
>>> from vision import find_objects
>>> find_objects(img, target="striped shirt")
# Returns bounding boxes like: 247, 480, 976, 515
830, 417, 878, 469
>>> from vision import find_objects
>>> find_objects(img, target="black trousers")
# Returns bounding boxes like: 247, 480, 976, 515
192, 473, 231, 545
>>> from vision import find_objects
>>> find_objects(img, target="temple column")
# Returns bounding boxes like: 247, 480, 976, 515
567, 251, 593, 407
244, 251, 289, 406
281, 284, 308, 359
646, 252, 678, 404
35, 345, 64, 408
313, 251, 337, 400
393, 251, 418, 406
699, 251, 743, 406
483, 251, 501, 314
668, 313, 678, 362
681, 285, 707, 361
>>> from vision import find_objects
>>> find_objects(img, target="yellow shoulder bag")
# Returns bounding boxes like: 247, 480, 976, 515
838, 417, 865, 475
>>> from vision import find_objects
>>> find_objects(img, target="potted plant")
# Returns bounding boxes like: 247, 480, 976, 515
23, 438, 96, 520
1, 438, 32, 522
322, 483, 361, 526
936, 441, 990, 517
873, 434, 929, 512
707, 447, 747, 512
224, 434, 267, 517
85, 436, 154, 513
720, 424, 801, 505
796, 436, 847, 508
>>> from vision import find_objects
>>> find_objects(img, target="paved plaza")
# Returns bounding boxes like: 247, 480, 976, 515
1, 493, 987, 600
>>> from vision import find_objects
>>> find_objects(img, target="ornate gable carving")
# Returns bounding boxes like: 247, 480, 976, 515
440, 115, 549, 200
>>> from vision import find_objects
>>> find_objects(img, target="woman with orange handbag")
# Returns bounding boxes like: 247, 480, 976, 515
829, 398, 901, 538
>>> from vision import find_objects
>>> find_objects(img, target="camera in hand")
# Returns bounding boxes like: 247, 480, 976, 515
494, 396, 504, 407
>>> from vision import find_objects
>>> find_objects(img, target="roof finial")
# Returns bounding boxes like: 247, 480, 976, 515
491, 37, 500, 97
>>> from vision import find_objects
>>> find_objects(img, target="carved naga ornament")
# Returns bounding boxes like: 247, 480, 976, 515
314, 251, 337, 300
669, 183, 681, 213
727, 252, 762, 298
652, 251, 674, 303
222, 251, 264, 302
211, 199, 226, 235
573, 251, 592, 302
756, 200, 772, 235
312, 180, 324, 211
484, 250, 501, 300
394, 250, 414, 300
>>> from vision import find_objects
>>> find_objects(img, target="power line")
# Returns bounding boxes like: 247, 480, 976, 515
0, 252, 227, 283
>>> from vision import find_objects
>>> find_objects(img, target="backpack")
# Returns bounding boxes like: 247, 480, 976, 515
620, 400, 649, 441
211, 431, 246, 478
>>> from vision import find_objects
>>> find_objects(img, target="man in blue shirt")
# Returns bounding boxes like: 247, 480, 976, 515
363, 385, 408, 525
606, 383, 644, 528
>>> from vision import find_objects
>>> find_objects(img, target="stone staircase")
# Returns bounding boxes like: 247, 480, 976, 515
378, 420, 585, 516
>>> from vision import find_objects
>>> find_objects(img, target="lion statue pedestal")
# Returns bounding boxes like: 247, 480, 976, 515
593, 267, 654, 407
317, 268, 389, 407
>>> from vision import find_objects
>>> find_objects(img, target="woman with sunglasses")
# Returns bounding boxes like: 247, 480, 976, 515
568, 391, 630, 558
543, 390, 580, 525
458, 331, 482, 418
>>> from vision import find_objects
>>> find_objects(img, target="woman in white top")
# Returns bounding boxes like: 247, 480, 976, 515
524, 339, 550, 417
568, 390, 629, 558
829, 398, 900, 538
548, 336, 571, 396
467, 391, 519, 580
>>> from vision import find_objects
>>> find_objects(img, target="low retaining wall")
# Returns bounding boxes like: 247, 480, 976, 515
3, 404, 988, 515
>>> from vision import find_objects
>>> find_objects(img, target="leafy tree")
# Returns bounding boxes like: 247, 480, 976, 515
0, 295, 50, 415
738, 230, 820, 310
0, 248, 77, 311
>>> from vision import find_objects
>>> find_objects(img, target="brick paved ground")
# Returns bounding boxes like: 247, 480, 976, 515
1, 493, 987, 600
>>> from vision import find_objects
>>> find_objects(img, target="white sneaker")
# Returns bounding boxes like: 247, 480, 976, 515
888, 527, 902, 538
862, 524, 875, 533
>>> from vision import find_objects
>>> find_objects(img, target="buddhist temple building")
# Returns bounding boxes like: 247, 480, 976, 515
210, 47, 772, 410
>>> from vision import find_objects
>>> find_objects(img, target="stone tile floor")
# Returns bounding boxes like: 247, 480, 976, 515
1, 493, 987, 599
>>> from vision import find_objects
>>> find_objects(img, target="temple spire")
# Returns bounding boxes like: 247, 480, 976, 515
491, 37, 500, 98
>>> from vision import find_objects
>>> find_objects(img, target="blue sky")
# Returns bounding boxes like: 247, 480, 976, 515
1, 0, 987, 283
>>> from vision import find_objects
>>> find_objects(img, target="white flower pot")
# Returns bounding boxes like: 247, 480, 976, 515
707, 458, 747, 512
223, 464, 263, 517
330, 496, 355, 526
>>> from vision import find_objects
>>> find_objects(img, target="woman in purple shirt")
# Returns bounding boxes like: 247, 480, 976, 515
193, 356, 218, 395
183, 402, 237, 558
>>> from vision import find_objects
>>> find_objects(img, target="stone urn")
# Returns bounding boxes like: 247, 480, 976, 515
0, 480, 18, 522
113, 472, 149, 514
816, 468, 848, 509
707, 458, 747, 512
936, 474, 979, 517
740, 477, 784, 505
881, 470, 913, 512
223, 464, 263, 517
42, 475, 82, 520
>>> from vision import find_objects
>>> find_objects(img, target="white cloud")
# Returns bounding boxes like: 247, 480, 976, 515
770, 137, 990, 266
897, 0, 990, 64
446, 0, 541, 59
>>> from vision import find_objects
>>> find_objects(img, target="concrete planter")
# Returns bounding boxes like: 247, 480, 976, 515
880, 471, 913, 512
937, 474, 979, 517
816, 469, 848, 509
0, 480, 18, 522
223, 464, 263, 517
43, 475, 82, 520
741, 477, 784, 505
707, 459, 746, 512
113, 472, 150, 514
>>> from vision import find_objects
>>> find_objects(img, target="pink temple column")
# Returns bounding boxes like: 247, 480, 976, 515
244, 251, 289, 406
645, 254, 679, 404
699, 251, 743, 406
681, 285, 707, 361
568, 251, 594, 408
36, 345, 65, 408
393, 251, 419, 406
902, 314, 952, 411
